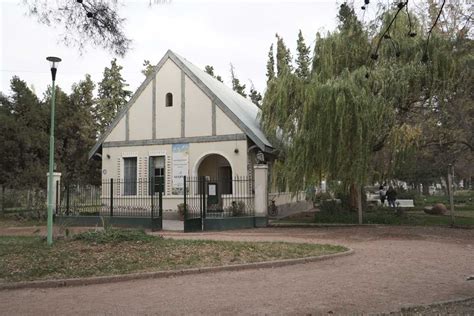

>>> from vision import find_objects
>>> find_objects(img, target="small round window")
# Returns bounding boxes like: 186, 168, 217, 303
165, 93, 173, 107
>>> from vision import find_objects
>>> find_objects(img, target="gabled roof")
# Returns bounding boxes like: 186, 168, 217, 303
89, 50, 273, 159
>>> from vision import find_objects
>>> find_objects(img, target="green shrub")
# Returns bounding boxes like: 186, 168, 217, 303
73, 228, 158, 244
315, 206, 404, 225
319, 199, 343, 213
313, 192, 333, 206
177, 203, 187, 220
225, 201, 246, 216
397, 189, 419, 200
78, 210, 100, 216
305, 186, 332, 207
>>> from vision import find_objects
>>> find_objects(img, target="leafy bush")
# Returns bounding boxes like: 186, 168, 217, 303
417, 193, 474, 207
78, 210, 100, 216
73, 228, 157, 244
397, 189, 419, 200
225, 201, 246, 216
312, 192, 333, 207
315, 207, 404, 225
177, 203, 186, 220
319, 199, 344, 213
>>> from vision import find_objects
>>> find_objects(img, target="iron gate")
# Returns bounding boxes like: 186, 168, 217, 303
183, 176, 255, 232
183, 176, 204, 232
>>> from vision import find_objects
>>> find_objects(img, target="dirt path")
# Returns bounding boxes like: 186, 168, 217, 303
0, 226, 473, 315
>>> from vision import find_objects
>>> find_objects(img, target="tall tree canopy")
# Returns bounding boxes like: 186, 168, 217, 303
249, 82, 263, 108
55, 75, 100, 185
204, 65, 223, 82
95, 58, 132, 134
229, 63, 247, 97
261, 2, 473, 204
141, 60, 155, 78
0, 74, 103, 189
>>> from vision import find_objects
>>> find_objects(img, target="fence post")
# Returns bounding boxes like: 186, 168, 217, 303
110, 179, 114, 217
1, 185, 4, 216
55, 180, 59, 215
202, 176, 207, 219
158, 177, 163, 218
66, 185, 70, 215
151, 177, 154, 219
448, 164, 455, 226
253, 164, 268, 227
183, 176, 187, 220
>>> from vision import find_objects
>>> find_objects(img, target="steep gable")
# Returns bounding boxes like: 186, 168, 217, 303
89, 50, 273, 159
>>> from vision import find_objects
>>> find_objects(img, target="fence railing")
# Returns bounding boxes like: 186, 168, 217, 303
58, 178, 164, 218
58, 176, 255, 219
0, 186, 47, 214
184, 176, 254, 219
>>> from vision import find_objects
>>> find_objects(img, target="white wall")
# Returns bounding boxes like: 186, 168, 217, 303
216, 107, 241, 134
107, 119, 126, 142
104, 57, 245, 144
155, 58, 182, 139
101, 139, 248, 210
129, 83, 153, 140
184, 76, 212, 137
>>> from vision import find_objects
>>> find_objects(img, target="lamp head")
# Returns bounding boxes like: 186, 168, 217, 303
46, 56, 61, 69
46, 56, 61, 81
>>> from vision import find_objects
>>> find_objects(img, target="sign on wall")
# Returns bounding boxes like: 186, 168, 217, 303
172, 143, 189, 195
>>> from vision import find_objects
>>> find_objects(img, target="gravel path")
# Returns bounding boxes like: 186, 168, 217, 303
0, 226, 473, 315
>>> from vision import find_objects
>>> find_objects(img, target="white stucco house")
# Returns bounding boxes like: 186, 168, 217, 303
89, 50, 274, 210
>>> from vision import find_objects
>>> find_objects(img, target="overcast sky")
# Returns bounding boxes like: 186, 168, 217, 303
1, 0, 344, 98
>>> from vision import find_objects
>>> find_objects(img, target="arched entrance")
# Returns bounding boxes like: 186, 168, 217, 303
197, 154, 233, 194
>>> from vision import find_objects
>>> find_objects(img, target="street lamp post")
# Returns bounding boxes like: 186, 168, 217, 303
46, 56, 61, 246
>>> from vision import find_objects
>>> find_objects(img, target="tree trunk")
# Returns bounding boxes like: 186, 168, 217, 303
415, 183, 421, 194
1, 185, 5, 216
357, 185, 363, 225
448, 170, 455, 226
349, 183, 358, 211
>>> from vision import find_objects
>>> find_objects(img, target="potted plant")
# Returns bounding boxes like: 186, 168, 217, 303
177, 203, 186, 221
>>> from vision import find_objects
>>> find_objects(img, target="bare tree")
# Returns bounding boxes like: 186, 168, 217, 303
23, 0, 131, 56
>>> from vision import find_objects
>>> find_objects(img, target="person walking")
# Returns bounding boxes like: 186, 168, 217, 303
386, 186, 397, 208
379, 184, 387, 206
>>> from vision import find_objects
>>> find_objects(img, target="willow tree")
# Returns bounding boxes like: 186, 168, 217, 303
261, 3, 470, 222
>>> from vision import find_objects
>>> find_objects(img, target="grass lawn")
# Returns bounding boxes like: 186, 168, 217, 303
0, 218, 46, 227
0, 229, 347, 283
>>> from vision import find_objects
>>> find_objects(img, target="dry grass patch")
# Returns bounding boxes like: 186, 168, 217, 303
0, 229, 346, 282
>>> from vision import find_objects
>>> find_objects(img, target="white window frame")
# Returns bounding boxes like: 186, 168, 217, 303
148, 154, 167, 196
121, 152, 139, 196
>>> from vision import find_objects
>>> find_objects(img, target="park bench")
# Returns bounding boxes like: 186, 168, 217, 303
366, 193, 415, 208
396, 199, 415, 208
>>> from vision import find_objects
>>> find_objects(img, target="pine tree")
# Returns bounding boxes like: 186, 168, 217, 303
57, 75, 100, 184
0, 77, 48, 189
204, 65, 215, 76
204, 65, 223, 82
249, 82, 262, 108
266, 44, 275, 82
229, 63, 247, 97
295, 30, 311, 80
0, 94, 23, 192
275, 34, 292, 77
141, 60, 155, 78
95, 58, 132, 134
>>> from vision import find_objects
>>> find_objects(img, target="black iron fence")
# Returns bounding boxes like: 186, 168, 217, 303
57, 178, 164, 218
184, 176, 254, 219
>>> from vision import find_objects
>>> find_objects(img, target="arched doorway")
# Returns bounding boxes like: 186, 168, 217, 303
197, 154, 233, 194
